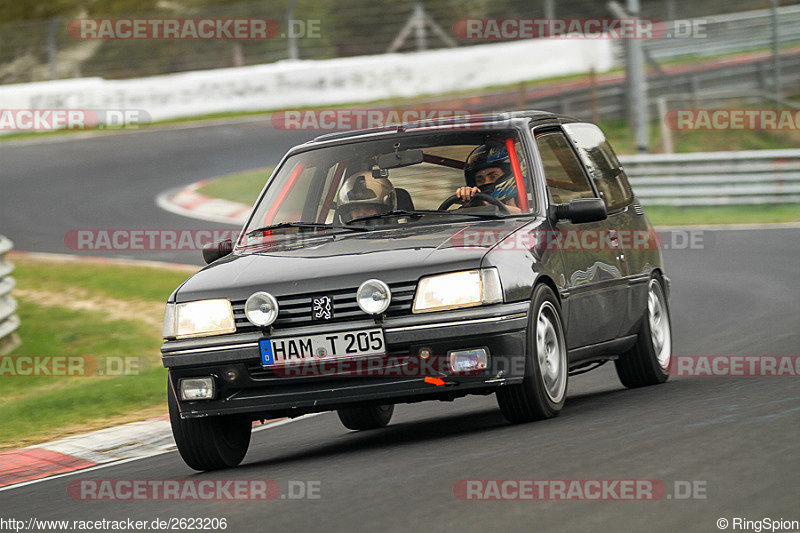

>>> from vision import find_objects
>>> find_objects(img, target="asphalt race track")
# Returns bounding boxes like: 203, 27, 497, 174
0, 120, 312, 265
0, 122, 798, 532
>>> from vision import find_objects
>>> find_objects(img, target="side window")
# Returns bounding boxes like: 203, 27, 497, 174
535, 131, 595, 204
563, 123, 633, 212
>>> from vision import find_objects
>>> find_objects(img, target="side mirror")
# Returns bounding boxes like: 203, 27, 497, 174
551, 198, 607, 224
202, 238, 233, 264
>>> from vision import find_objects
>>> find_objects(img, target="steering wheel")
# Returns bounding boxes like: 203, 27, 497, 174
437, 192, 510, 214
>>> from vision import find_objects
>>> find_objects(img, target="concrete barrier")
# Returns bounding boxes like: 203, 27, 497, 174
0, 39, 614, 129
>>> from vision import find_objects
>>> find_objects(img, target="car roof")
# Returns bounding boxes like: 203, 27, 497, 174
305, 110, 580, 145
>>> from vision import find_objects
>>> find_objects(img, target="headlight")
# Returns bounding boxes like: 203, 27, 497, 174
244, 291, 279, 326
357, 279, 391, 315
412, 268, 503, 314
165, 299, 236, 339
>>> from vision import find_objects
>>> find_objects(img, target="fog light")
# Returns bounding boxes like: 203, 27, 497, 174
179, 377, 215, 400
223, 368, 239, 382
245, 291, 279, 327
448, 348, 488, 373
357, 279, 391, 315
419, 347, 432, 359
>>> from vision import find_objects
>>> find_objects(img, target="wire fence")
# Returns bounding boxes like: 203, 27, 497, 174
643, 4, 800, 62
1, 0, 798, 85
419, 51, 800, 122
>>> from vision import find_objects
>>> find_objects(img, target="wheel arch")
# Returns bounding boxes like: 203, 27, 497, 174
530, 274, 561, 304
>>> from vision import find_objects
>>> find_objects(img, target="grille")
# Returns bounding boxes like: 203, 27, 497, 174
232, 281, 416, 333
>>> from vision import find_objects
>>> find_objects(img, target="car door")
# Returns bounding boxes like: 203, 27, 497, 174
534, 128, 628, 349
563, 122, 652, 338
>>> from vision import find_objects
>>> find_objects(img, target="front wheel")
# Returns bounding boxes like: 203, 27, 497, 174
168, 378, 252, 471
337, 404, 394, 430
615, 276, 672, 388
497, 284, 568, 423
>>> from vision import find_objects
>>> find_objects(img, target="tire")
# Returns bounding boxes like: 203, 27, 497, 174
615, 275, 672, 388
497, 284, 568, 423
167, 378, 251, 471
337, 404, 394, 430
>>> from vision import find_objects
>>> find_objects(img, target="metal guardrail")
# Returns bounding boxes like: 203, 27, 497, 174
619, 149, 800, 205
644, 5, 800, 62
0, 235, 20, 355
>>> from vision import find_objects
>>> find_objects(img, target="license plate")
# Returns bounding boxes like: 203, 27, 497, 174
260, 328, 386, 366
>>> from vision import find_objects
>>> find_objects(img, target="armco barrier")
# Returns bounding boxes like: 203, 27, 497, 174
0, 235, 20, 354
619, 149, 800, 206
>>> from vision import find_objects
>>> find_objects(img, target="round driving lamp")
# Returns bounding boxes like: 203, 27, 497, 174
356, 279, 391, 315
244, 291, 279, 326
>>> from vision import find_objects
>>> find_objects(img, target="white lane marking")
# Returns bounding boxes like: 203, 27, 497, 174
0, 413, 324, 493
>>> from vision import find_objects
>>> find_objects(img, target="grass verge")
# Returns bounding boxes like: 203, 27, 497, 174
196, 167, 272, 205
598, 116, 800, 156
1, 256, 192, 450
644, 204, 800, 226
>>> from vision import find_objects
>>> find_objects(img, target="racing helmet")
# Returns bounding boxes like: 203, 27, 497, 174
464, 144, 513, 189
336, 171, 397, 223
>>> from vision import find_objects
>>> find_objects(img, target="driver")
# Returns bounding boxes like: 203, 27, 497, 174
336, 171, 397, 223
455, 144, 521, 213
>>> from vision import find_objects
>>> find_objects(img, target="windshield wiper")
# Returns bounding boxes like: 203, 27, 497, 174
346, 209, 447, 224
247, 222, 371, 236
442, 211, 508, 219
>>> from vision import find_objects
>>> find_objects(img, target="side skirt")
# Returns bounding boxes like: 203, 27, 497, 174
567, 334, 638, 369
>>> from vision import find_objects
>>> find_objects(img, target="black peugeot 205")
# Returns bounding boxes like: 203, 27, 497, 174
161, 111, 672, 471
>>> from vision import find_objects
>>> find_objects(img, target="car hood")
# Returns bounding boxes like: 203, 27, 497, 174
175, 219, 532, 302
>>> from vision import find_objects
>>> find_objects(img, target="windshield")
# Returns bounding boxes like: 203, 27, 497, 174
238, 130, 534, 249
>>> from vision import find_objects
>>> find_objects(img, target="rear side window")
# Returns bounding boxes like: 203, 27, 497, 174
535, 131, 595, 204
563, 123, 633, 212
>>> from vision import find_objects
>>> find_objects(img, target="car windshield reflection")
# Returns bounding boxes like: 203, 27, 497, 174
238, 131, 534, 249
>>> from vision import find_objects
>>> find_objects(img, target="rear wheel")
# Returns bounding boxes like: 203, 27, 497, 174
497, 284, 567, 423
337, 404, 394, 430
168, 378, 251, 471
615, 276, 672, 388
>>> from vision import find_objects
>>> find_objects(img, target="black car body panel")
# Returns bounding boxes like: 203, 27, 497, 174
162, 111, 667, 420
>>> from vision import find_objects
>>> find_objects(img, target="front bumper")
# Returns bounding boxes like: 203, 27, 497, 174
162, 302, 529, 419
